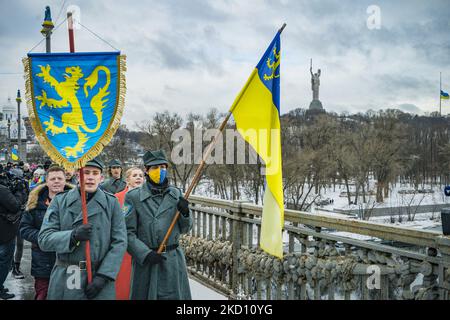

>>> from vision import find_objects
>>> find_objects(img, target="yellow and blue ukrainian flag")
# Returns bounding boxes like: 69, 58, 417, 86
229, 31, 284, 258
11, 148, 19, 161
441, 90, 449, 100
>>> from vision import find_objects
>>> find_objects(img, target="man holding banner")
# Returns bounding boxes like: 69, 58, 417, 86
38, 157, 127, 300
23, 48, 128, 299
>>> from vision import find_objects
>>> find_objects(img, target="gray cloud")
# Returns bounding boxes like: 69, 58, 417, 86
0, 0, 448, 127
395, 103, 423, 114
149, 36, 194, 70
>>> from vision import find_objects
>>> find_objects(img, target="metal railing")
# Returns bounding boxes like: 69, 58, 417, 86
182, 195, 450, 300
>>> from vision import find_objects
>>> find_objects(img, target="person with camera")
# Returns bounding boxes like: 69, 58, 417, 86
20, 166, 74, 300
0, 167, 27, 300
8, 168, 29, 280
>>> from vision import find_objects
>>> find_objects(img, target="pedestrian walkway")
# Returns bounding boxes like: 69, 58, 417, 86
4, 241, 34, 300
4, 241, 226, 300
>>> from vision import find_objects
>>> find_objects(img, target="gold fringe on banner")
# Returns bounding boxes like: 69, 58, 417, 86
22, 55, 127, 171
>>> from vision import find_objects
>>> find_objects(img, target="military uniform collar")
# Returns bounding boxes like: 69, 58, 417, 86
140, 181, 178, 201
140, 182, 154, 201
66, 187, 108, 210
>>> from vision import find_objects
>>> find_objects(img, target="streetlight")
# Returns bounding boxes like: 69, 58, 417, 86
16, 89, 22, 161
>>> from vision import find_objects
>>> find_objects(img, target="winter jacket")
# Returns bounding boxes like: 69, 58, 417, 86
101, 177, 127, 194
0, 184, 27, 244
38, 187, 127, 300
124, 181, 192, 300
20, 183, 74, 278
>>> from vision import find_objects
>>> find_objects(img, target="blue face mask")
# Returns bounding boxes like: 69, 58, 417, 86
148, 167, 167, 184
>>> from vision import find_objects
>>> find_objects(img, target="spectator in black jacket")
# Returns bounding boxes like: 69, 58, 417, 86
9, 168, 28, 280
0, 170, 27, 300
20, 166, 73, 300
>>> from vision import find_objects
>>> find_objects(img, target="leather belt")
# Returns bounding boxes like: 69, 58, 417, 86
150, 243, 179, 253
55, 258, 100, 272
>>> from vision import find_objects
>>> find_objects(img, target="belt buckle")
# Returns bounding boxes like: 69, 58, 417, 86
79, 261, 87, 271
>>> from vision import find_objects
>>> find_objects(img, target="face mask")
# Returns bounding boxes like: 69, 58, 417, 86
148, 167, 167, 184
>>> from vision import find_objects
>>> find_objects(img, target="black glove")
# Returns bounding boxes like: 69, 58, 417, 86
85, 275, 109, 299
144, 251, 166, 265
16, 180, 27, 192
177, 197, 190, 217
71, 223, 92, 242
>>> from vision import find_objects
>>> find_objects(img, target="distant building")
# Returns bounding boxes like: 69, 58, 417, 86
0, 97, 28, 161
0, 97, 28, 142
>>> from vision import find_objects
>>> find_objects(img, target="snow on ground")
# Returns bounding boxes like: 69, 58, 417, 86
194, 179, 449, 214
311, 182, 450, 211
189, 279, 227, 300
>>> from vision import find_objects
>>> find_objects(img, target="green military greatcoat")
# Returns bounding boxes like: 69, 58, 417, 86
101, 177, 127, 194
38, 187, 127, 300
124, 181, 192, 300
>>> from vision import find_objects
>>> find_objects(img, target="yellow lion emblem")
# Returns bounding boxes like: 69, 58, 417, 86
263, 46, 280, 81
35, 64, 110, 158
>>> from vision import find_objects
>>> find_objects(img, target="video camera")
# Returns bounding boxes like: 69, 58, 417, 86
0, 167, 28, 195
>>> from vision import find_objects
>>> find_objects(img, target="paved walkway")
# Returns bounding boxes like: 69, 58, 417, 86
3, 241, 225, 300
4, 241, 34, 300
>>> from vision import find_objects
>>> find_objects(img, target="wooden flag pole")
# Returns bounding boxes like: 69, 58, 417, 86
157, 23, 287, 254
157, 111, 233, 253
440, 72, 442, 117
68, 12, 75, 53
68, 11, 92, 283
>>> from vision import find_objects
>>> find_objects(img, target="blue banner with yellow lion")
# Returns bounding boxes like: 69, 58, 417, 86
23, 52, 126, 170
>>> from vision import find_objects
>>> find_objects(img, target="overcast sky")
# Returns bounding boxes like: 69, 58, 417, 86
0, 0, 449, 128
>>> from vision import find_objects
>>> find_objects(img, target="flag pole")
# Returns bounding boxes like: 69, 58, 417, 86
157, 23, 287, 254
67, 12, 74, 51
67, 11, 93, 283
440, 72, 442, 117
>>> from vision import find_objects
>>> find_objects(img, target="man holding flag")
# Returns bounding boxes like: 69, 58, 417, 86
154, 26, 287, 261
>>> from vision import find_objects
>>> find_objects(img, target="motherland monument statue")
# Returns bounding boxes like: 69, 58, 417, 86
308, 59, 324, 111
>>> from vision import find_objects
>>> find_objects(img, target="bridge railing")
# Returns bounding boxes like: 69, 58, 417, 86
182, 195, 450, 300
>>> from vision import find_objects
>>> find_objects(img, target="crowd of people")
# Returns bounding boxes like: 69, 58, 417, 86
0, 150, 192, 300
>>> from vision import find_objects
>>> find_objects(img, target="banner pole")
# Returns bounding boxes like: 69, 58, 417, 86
68, 10, 92, 283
